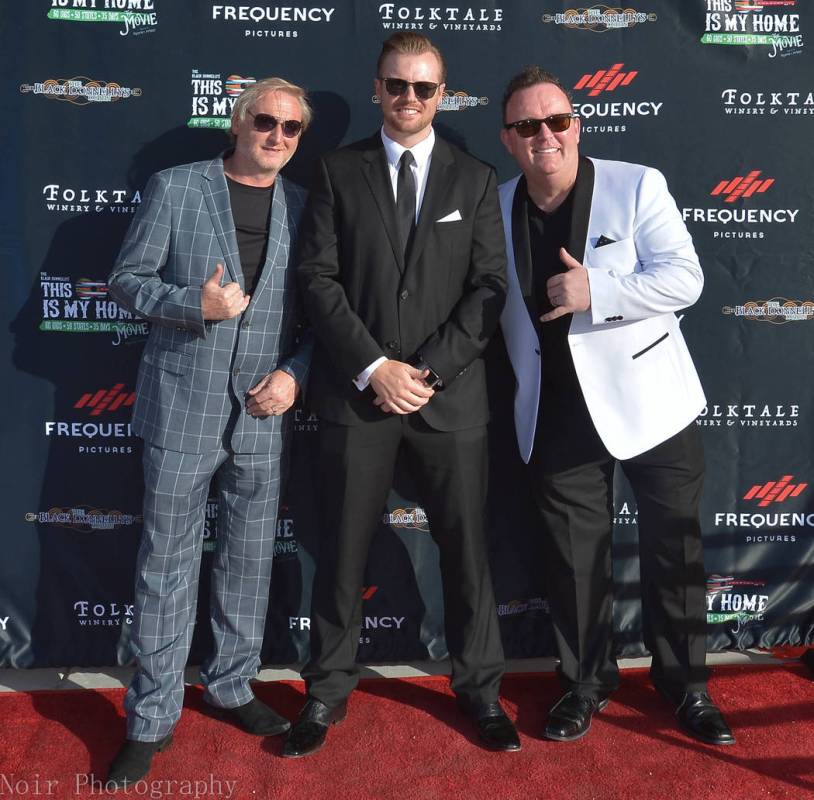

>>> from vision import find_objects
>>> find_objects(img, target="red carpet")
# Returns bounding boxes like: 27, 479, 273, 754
1, 665, 812, 800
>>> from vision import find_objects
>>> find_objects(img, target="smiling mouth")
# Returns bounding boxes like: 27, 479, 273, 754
533, 147, 560, 154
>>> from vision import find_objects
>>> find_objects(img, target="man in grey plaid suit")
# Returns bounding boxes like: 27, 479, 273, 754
105, 77, 312, 786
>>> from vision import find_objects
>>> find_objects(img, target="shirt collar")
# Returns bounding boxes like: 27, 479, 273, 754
381, 126, 435, 170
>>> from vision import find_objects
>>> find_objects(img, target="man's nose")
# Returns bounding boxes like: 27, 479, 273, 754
267, 123, 285, 144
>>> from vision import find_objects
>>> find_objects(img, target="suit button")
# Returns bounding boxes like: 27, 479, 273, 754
605, 317, 613, 322
400, 289, 409, 300
386, 340, 399, 350
233, 368, 240, 377
617, 316, 624, 320
242, 320, 250, 329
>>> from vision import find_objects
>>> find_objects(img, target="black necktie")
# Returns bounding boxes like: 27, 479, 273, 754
396, 150, 417, 260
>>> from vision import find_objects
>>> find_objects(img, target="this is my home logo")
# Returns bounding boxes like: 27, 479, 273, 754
706, 574, 769, 632
701, 0, 802, 58
188, 71, 256, 129
47, 0, 158, 35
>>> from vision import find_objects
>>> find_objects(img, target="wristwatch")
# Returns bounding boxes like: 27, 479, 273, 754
415, 361, 443, 389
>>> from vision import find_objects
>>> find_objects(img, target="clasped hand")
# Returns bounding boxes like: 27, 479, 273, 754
246, 370, 299, 417
371, 360, 434, 415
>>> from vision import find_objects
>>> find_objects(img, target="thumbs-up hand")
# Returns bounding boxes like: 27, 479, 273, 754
540, 247, 591, 323
201, 262, 250, 320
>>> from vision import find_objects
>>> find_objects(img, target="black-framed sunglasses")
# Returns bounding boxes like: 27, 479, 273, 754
248, 111, 303, 138
378, 77, 440, 101
504, 113, 579, 137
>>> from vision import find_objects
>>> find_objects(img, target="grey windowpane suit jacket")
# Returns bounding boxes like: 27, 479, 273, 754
108, 155, 311, 454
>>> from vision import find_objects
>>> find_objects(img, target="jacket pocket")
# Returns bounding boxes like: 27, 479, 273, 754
631, 332, 669, 360
142, 349, 193, 376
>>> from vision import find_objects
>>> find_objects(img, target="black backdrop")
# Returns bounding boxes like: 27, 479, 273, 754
2, 1, 813, 668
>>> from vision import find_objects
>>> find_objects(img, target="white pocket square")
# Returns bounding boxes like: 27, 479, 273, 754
436, 210, 462, 222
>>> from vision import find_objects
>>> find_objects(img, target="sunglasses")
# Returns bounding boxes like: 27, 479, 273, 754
248, 111, 303, 138
503, 113, 579, 137
378, 77, 440, 101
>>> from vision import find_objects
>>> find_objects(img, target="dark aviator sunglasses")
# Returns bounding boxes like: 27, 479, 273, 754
503, 113, 579, 137
248, 111, 303, 138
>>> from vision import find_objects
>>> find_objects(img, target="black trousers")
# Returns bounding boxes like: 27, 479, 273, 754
530, 401, 709, 702
303, 414, 505, 708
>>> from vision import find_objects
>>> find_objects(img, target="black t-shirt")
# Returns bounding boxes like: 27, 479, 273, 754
226, 176, 274, 295
526, 187, 589, 425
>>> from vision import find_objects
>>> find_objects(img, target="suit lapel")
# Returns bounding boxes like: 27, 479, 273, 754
361, 136, 404, 273
202, 158, 243, 286
510, 176, 540, 325
405, 136, 455, 272
567, 156, 595, 263
252, 175, 290, 298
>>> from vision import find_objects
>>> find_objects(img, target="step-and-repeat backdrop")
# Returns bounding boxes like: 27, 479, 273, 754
2, 1, 813, 668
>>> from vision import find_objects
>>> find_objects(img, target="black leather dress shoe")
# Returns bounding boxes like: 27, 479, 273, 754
544, 691, 609, 742
212, 697, 291, 736
281, 698, 347, 758
107, 734, 173, 788
675, 692, 735, 746
468, 702, 521, 752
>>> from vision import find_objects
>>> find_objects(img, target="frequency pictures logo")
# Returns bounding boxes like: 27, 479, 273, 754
43, 183, 141, 215
20, 77, 142, 105
702, 0, 802, 58
541, 5, 657, 31
706, 575, 769, 632
571, 63, 662, 134
721, 88, 814, 115
47, 0, 158, 36
696, 403, 800, 427
682, 170, 799, 240
713, 474, 812, 543
45, 382, 139, 456
721, 298, 814, 324
39, 273, 148, 345
25, 506, 142, 532
289, 587, 407, 645
210, 3, 336, 38
188, 71, 255, 129
378, 4, 503, 31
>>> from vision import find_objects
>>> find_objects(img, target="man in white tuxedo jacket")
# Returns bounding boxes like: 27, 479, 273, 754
497, 66, 734, 746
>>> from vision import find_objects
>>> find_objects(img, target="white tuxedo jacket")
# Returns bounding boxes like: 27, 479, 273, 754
499, 157, 706, 462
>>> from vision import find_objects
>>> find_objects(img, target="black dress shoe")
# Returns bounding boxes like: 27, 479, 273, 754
210, 697, 291, 736
675, 692, 735, 746
281, 698, 347, 758
544, 691, 609, 742
468, 702, 521, 752
107, 734, 173, 788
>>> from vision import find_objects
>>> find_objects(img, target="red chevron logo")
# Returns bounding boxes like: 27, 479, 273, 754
574, 63, 638, 97
743, 476, 807, 507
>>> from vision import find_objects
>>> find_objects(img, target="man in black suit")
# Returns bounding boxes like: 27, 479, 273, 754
283, 32, 518, 757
